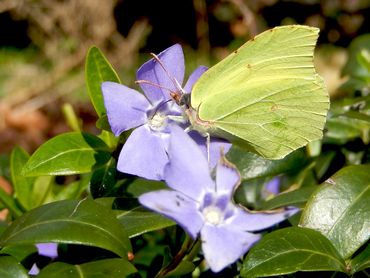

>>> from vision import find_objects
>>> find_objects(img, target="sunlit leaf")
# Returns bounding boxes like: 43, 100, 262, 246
37, 259, 137, 278
0, 199, 131, 259
241, 227, 346, 277
227, 146, 308, 180
350, 243, 370, 274
22, 132, 111, 176
85, 46, 121, 117
300, 165, 370, 259
0, 256, 28, 278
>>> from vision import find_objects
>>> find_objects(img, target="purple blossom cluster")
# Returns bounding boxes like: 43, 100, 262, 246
102, 45, 298, 272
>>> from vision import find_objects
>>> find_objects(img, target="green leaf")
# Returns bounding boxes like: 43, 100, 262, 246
241, 227, 346, 277
22, 132, 111, 176
0, 256, 29, 278
97, 197, 175, 238
350, 243, 370, 274
30, 176, 54, 207
116, 200, 175, 238
300, 165, 370, 259
85, 46, 121, 117
10, 146, 36, 210
227, 146, 308, 180
0, 199, 131, 259
90, 158, 118, 198
259, 185, 318, 210
342, 34, 370, 79
0, 186, 22, 218
325, 111, 370, 145
164, 260, 196, 277
0, 244, 37, 261
37, 259, 137, 278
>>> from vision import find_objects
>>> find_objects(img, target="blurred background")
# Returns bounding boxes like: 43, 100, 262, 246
0, 0, 369, 155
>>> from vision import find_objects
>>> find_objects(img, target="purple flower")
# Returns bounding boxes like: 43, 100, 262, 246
139, 126, 298, 272
262, 176, 281, 200
102, 44, 231, 180
29, 243, 58, 275
36, 243, 58, 259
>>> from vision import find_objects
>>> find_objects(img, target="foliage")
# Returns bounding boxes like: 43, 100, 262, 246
0, 26, 369, 277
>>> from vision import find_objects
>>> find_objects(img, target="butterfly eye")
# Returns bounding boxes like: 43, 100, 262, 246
179, 93, 191, 107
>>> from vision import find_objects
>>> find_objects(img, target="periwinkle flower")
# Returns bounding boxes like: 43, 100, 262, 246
262, 176, 281, 200
29, 243, 58, 275
139, 126, 298, 272
102, 44, 230, 180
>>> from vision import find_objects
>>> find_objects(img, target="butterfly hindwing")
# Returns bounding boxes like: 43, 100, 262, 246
190, 25, 329, 159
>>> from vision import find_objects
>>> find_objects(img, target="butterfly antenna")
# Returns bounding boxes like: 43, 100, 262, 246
135, 79, 176, 94
150, 53, 186, 95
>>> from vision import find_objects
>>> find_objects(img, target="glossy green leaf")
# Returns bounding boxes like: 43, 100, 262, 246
241, 227, 346, 277
0, 256, 29, 278
342, 34, 370, 79
227, 146, 308, 180
164, 260, 196, 277
90, 158, 117, 198
10, 146, 36, 210
37, 259, 137, 278
30, 176, 54, 207
259, 185, 317, 210
0, 199, 131, 259
325, 113, 370, 144
350, 243, 370, 274
102, 197, 175, 238
0, 244, 37, 261
117, 203, 175, 238
22, 132, 111, 176
300, 165, 370, 259
0, 187, 22, 218
52, 175, 89, 201
85, 46, 121, 117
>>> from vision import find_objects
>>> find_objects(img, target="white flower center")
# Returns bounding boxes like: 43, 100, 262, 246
148, 113, 166, 131
203, 206, 223, 225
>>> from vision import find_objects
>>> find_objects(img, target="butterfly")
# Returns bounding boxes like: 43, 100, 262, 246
184, 25, 329, 159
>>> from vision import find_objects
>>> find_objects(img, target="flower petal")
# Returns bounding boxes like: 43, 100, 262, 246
139, 190, 203, 239
165, 125, 214, 199
183, 65, 208, 93
230, 206, 299, 232
137, 44, 185, 105
201, 224, 261, 272
216, 161, 240, 196
36, 243, 58, 259
29, 264, 40, 275
102, 82, 150, 136
189, 131, 232, 168
117, 126, 168, 180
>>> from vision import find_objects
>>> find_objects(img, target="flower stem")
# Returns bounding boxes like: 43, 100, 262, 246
156, 235, 199, 277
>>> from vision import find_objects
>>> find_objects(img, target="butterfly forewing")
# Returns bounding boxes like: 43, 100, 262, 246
191, 25, 329, 159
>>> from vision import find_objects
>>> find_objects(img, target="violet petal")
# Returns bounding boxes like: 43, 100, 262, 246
102, 82, 150, 136
36, 243, 58, 259
188, 131, 232, 168
29, 264, 40, 275
201, 224, 261, 272
139, 190, 203, 239
230, 206, 299, 232
137, 44, 185, 105
216, 162, 240, 196
117, 126, 168, 180
165, 125, 214, 199
183, 65, 208, 93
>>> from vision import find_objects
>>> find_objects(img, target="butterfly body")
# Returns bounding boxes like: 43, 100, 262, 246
188, 25, 329, 159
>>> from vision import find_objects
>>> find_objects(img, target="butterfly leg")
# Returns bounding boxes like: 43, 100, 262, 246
206, 132, 210, 164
